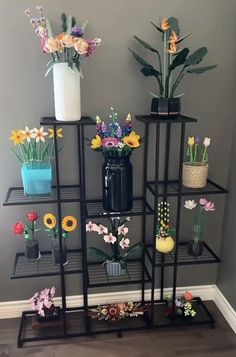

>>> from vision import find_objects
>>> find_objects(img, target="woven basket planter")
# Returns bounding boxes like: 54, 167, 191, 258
182, 162, 208, 188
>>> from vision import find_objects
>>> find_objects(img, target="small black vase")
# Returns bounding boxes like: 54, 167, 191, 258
188, 240, 204, 257
151, 98, 181, 117
25, 240, 40, 260
102, 155, 133, 212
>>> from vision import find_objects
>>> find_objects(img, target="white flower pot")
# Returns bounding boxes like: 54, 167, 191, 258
53, 63, 81, 121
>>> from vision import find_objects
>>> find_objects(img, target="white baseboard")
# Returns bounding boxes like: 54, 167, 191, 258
213, 286, 236, 333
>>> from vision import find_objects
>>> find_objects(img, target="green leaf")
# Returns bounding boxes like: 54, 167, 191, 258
42, 143, 50, 161
10, 148, 23, 163
34, 228, 41, 232
133, 36, 160, 55
169, 48, 189, 71
88, 247, 111, 261
61, 13, 67, 32
66, 15, 72, 35
129, 48, 151, 67
150, 21, 163, 33
149, 91, 159, 98
174, 92, 185, 98
186, 65, 217, 74
140, 66, 161, 78
72, 16, 76, 27
168, 17, 180, 35
82, 20, 88, 32
46, 19, 53, 38
185, 47, 208, 67
44, 64, 54, 78
122, 242, 143, 259
176, 32, 191, 44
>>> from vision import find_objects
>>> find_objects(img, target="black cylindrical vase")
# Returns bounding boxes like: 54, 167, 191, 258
102, 156, 133, 212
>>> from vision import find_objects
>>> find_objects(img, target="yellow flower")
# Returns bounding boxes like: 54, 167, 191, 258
74, 38, 89, 55
48, 128, 63, 139
62, 216, 77, 232
188, 137, 195, 146
91, 135, 102, 149
96, 115, 102, 124
123, 131, 140, 148
125, 113, 132, 122
44, 213, 56, 229
168, 42, 178, 54
9, 130, 25, 145
161, 18, 170, 31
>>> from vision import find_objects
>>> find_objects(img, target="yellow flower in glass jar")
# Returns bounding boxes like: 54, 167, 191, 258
74, 38, 89, 55
44, 37, 64, 53
91, 135, 102, 149
62, 216, 77, 232
61, 34, 75, 48
123, 131, 140, 148
188, 136, 195, 146
44, 213, 57, 229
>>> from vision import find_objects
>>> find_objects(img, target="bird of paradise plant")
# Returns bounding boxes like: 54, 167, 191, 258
129, 17, 217, 99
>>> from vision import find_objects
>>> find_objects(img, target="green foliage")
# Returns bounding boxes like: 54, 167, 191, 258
150, 21, 163, 33
88, 247, 111, 261
169, 48, 189, 71
133, 36, 160, 55
122, 242, 143, 259
140, 66, 161, 78
186, 65, 217, 74
66, 15, 73, 35
185, 47, 208, 66
61, 13, 67, 32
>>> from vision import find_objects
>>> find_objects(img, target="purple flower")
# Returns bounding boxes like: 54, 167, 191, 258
195, 137, 201, 144
101, 122, 107, 134
116, 126, 123, 138
199, 198, 207, 206
102, 137, 119, 148
71, 26, 84, 37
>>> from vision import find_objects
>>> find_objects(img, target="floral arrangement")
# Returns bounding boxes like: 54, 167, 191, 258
86, 217, 143, 267
130, 17, 216, 99
13, 211, 41, 240
31, 287, 57, 317
44, 213, 77, 238
89, 302, 149, 321
90, 108, 141, 157
25, 6, 101, 76
186, 136, 211, 165
184, 198, 215, 234
9, 126, 64, 166
156, 202, 175, 238
165, 291, 196, 317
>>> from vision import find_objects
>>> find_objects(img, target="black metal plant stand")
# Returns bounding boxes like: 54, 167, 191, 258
3, 114, 227, 347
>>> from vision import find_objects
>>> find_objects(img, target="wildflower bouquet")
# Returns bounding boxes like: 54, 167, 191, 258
25, 6, 101, 76
9, 127, 64, 166
186, 136, 211, 165
31, 286, 59, 319
90, 108, 141, 157
86, 218, 143, 268
130, 17, 216, 99
165, 291, 196, 318
89, 302, 149, 322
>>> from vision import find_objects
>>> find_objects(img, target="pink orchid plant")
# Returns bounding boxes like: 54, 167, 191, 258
86, 217, 143, 267
31, 287, 56, 317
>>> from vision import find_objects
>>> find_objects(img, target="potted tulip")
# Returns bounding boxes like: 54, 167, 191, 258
155, 202, 175, 254
86, 218, 143, 276
129, 17, 217, 117
43, 213, 77, 265
183, 136, 210, 188
13, 212, 41, 260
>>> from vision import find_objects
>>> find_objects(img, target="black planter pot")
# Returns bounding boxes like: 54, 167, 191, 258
36, 306, 61, 322
102, 155, 133, 212
52, 244, 68, 265
151, 97, 181, 118
188, 240, 204, 257
25, 240, 40, 260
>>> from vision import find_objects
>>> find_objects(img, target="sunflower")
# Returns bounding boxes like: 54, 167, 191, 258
62, 216, 77, 232
123, 131, 140, 148
44, 213, 57, 229
9, 130, 25, 145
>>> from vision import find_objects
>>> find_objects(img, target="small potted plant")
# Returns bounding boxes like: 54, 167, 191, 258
184, 198, 215, 256
44, 213, 77, 265
9, 126, 64, 196
165, 291, 196, 318
129, 17, 216, 117
13, 211, 41, 260
183, 136, 211, 188
155, 202, 175, 254
86, 218, 143, 276
90, 108, 141, 212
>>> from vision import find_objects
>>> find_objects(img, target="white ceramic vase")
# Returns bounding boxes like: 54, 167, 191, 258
53, 62, 81, 121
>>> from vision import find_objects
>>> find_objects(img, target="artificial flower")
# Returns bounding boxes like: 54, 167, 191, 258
13, 222, 25, 235
62, 216, 77, 232
199, 198, 207, 206
168, 42, 178, 54
21, 126, 35, 143
169, 31, 178, 43
48, 128, 63, 139
102, 137, 119, 148
101, 308, 108, 316
187, 136, 195, 146
27, 212, 39, 222
203, 137, 211, 147
123, 131, 140, 148
85, 38, 102, 57
161, 18, 170, 31
9, 130, 25, 145
96, 225, 108, 235
86, 221, 98, 232
31, 127, 48, 143
103, 233, 117, 244
195, 137, 201, 144
118, 224, 129, 236
118, 142, 125, 148
44, 213, 56, 229
184, 200, 197, 210
74, 38, 89, 55
204, 201, 215, 212
96, 115, 102, 124
91, 135, 102, 149
184, 291, 193, 301
71, 26, 84, 37
60, 34, 74, 48
44, 37, 64, 53
119, 238, 130, 249
126, 113, 132, 122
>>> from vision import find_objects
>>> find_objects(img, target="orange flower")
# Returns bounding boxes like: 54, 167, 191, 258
60, 34, 75, 48
74, 38, 89, 55
169, 31, 178, 43
44, 37, 64, 53
168, 42, 177, 54
184, 291, 193, 301
161, 18, 170, 31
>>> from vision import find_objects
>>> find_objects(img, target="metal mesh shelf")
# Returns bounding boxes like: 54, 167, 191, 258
11, 249, 83, 279
147, 179, 227, 197
87, 259, 151, 287
135, 114, 197, 124
40, 116, 95, 126
3, 185, 80, 206
85, 198, 154, 218
146, 242, 220, 267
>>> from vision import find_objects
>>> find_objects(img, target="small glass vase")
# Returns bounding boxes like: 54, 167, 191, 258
188, 224, 203, 257
52, 240, 68, 266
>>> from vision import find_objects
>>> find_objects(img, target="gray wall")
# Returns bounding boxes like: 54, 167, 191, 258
0, 0, 235, 302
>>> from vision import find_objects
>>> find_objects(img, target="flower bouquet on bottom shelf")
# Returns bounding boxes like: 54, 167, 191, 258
165, 291, 196, 318
89, 302, 149, 322
86, 218, 143, 276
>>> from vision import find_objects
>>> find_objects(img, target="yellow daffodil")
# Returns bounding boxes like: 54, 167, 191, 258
188, 137, 195, 147
9, 130, 25, 145
31, 127, 48, 143
62, 216, 77, 232
44, 213, 57, 229
161, 18, 170, 31
91, 135, 102, 149
123, 131, 140, 148
48, 128, 63, 139
21, 126, 35, 143
96, 115, 102, 124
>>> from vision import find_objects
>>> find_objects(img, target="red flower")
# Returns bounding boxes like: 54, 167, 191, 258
13, 222, 25, 235
184, 291, 193, 301
27, 212, 39, 222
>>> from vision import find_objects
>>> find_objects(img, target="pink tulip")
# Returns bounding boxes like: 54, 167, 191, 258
199, 198, 207, 206
204, 201, 215, 211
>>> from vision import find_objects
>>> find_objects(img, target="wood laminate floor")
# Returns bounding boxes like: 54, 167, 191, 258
0, 302, 235, 357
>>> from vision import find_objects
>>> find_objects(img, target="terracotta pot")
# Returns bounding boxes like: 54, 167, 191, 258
182, 162, 208, 188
